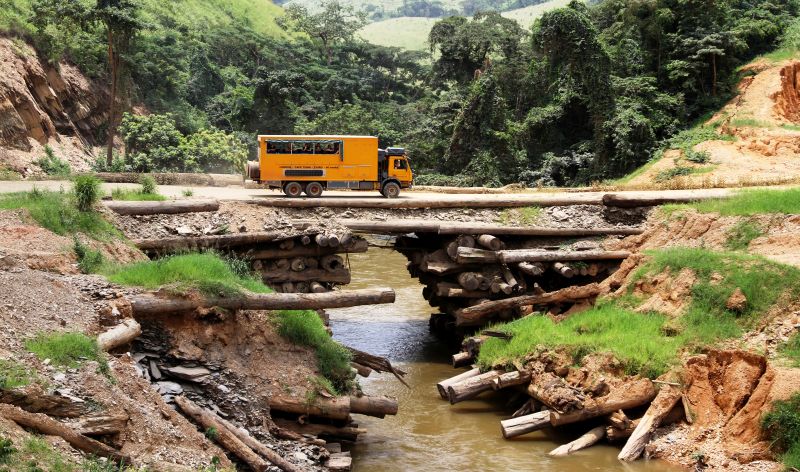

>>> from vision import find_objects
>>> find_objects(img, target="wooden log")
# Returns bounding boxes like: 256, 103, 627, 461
280, 239, 296, 250
500, 264, 519, 289
452, 351, 473, 368
477, 234, 503, 251
500, 410, 550, 439
550, 379, 656, 427
456, 247, 632, 265
553, 262, 574, 278
310, 281, 327, 294
512, 399, 536, 418
275, 259, 290, 270
490, 280, 513, 295
518, 261, 545, 276
273, 419, 365, 442
214, 415, 303, 472
300, 235, 312, 245
290, 257, 306, 272
457, 272, 481, 291
602, 193, 703, 208
258, 196, 604, 210
315, 234, 329, 247
73, 412, 130, 436
175, 396, 268, 472
456, 284, 603, 327
606, 404, 684, 442
304, 257, 320, 270
129, 288, 395, 316
104, 199, 219, 216
435, 283, 490, 299
262, 268, 351, 284
349, 395, 398, 418
320, 255, 345, 272
618, 386, 682, 462
548, 425, 606, 457
527, 372, 585, 413
0, 388, 86, 418
327, 234, 340, 248
250, 239, 368, 260
294, 282, 310, 293
492, 371, 531, 390
436, 368, 480, 400
269, 396, 351, 421
447, 370, 504, 404
281, 282, 295, 293
96, 319, 141, 352
0, 404, 130, 464
135, 231, 293, 252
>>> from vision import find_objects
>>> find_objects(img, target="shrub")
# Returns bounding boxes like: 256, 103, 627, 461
72, 175, 102, 212
0, 437, 16, 465
182, 189, 194, 197
138, 175, 158, 195
24, 332, 106, 371
725, 221, 762, 251
685, 149, 711, 163
73, 237, 104, 274
762, 394, 800, 470
654, 166, 692, 182
35, 146, 70, 176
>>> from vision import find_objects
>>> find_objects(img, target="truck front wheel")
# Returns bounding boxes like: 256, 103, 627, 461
305, 182, 324, 197
283, 182, 304, 197
382, 182, 400, 198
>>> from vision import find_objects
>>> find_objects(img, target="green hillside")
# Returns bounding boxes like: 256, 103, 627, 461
358, 0, 570, 50
0, 0, 285, 38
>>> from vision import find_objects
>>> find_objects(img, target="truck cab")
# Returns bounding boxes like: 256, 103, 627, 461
378, 147, 413, 197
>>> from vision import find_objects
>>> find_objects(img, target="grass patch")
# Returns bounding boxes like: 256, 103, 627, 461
0, 434, 135, 472
24, 332, 107, 373
730, 118, 773, 128
655, 166, 693, 182
103, 252, 270, 296
479, 248, 800, 378
667, 187, 800, 216
0, 189, 118, 240
612, 158, 660, 185
35, 146, 70, 177
110, 188, 167, 201
779, 334, 800, 367
499, 206, 542, 225
725, 220, 762, 251
276, 310, 353, 394
0, 359, 34, 389
73, 238, 105, 274
762, 393, 800, 470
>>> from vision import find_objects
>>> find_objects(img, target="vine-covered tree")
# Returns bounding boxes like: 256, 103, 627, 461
279, 0, 367, 65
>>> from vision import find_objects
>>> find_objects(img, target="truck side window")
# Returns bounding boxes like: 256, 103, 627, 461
394, 159, 407, 170
268, 141, 291, 154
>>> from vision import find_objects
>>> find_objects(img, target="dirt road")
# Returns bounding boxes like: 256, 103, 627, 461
0, 180, 748, 205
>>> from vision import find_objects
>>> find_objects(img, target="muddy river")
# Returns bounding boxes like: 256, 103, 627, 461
327, 248, 679, 472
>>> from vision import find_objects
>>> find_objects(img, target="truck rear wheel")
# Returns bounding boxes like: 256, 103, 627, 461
382, 182, 400, 198
304, 182, 324, 197
283, 182, 304, 197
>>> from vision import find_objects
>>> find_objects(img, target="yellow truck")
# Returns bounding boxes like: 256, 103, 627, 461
246, 135, 413, 198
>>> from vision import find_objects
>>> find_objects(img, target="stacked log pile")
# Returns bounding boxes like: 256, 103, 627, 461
394, 228, 632, 335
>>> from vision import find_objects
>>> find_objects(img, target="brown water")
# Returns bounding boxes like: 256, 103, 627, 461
328, 248, 680, 472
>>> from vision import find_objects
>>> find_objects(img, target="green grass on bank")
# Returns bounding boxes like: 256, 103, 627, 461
664, 187, 800, 216
780, 334, 800, 367
0, 359, 34, 390
0, 189, 118, 240
103, 252, 271, 296
24, 332, 107, 373
0, 434, 136, 472
479, 248, 800, 377
110, 188, 166, 201
762, 393, 800, 470
725, 220, 763, 250
276, 310, 353, 394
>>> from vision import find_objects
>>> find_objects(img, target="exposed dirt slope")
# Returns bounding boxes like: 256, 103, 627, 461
0, 38, 105, 176
626, 59, 800, 188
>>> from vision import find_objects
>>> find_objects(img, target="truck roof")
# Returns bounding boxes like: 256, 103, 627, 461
258, 135, 378, 139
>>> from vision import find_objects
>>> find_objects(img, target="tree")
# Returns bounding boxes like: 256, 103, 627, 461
94, 0, 142, 166
278, 0, 367, 65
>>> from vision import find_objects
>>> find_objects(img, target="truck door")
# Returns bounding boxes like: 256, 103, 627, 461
389, 157, 411, 182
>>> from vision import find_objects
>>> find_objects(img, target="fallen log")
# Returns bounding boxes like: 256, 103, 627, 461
290, 257, 306, 272
457, 272, 482, 291
527, 372, 585, 413
447, 370, 504, 404
320, 255, 345, 272
436, 368, 480, 400
0, 404, 130, 464
500, 264, 519, 290
134, 231, 296, 252
261, 268, 351, 284
500, 410, 550, 439
351, 362, 372, 378
435, 283, 490, 299
257, 196, 603, 210
446, 235, 476, 260
345, 346, 408, 388
477, 235, 503, 251
602, 193, 701, 208
606, 404, 685, 442
249, 239, 368, 260
269, 396, 351, 421
553, 262, 574, 278
618, 386, 682, 462
104, 199, 219, 216
97, 319, 141, 352
0, 388, 86, 418
456, 247, 632, 265
215, 415, 303, 472
452, 351, 473, 368
175, 396, 269, 472
455, 284, 603, 327
73, 412, 129, 436
550, 379, 656, 427
548, 425, 606, 457
492, 371, 531, 391
349, 395, 398, 418
512, 398, 536, 418
518, 262, 545, 276
273, 419, 365, 442
129, 288, 395, 316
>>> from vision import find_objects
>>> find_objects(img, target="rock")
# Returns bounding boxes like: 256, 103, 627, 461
155, 381, 183, 395
53, 373, 66, 382
149, 360, 162, 380
293, 451, 309, 462
163, 365, 211, 381
726, 288, 747, 312
176, 226, 193, 236
218, 384, 231, 394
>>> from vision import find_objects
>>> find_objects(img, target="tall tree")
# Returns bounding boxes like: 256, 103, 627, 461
95, 0, 142, 166
279, 0, 367, 65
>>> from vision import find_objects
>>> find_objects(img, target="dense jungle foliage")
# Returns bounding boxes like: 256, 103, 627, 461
1, 0, 798, 185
